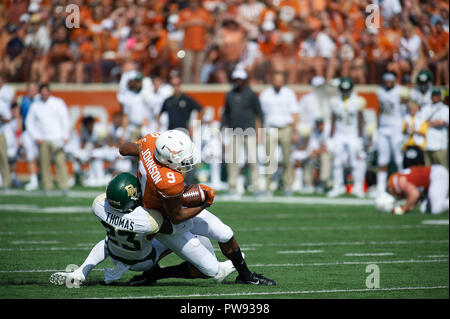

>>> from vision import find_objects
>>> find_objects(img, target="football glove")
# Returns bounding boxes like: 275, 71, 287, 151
200, 184, 216, 205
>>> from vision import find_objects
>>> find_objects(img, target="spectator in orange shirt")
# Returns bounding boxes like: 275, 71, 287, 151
427, 21, 449, 85
177, 0, 214, 83
74, 31, 95, 83
143, 16, 170, 79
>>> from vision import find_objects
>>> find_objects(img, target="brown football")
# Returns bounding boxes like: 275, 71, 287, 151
182, 184, 206, 207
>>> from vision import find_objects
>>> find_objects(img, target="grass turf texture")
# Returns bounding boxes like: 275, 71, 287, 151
0, 190, 448, 299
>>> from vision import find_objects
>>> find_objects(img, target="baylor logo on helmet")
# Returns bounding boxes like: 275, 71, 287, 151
125, 184, 138, 199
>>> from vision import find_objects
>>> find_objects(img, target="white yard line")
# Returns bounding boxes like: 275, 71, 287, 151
10, 240, 61, 245
422, 220, 449, 225
1, 191, 375, 205
242, 239, 449, 247
277, 250, 324, 254
0, 258, 447, 273
344, 252, 394, 257
0, 204, 91, 214
89, 286, 449, 299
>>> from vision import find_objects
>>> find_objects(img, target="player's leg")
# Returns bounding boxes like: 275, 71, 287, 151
22, 131, 39, 190
428, 165, 449, 214
391, 134, 404, 171
191, 209, 276, 285
50, 239, 108, 285
349, 142, 366, 198
154, 231, 220, 278
328, 139, 345, 197
129, 235, 234, 286
376, 133, 390, 194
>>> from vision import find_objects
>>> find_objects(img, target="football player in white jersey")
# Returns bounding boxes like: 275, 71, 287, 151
411, 70, 433, 108
50, 173, 235, 286
375, 72, 406, 195
327, 77, 367, 198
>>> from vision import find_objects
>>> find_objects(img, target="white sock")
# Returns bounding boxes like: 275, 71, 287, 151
75, 240, 108, 279
353, 160, 366, 192
294, 168, 304, 189
29, 174, 37, 183
332, 166, 344, 189
377, 170, 388, 193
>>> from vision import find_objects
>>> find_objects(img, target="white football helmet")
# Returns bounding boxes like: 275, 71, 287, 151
154, 130, 198, 172
375, 192, 396, 213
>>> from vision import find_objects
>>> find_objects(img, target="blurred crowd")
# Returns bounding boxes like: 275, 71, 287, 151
0, 67, 448, 198
0, 0, 449, 85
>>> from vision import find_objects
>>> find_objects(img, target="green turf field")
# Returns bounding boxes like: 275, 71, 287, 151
0, 189, 448, 299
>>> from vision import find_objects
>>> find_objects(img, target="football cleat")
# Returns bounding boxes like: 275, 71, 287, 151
235, 272, 276, 286
49, 271, 85, 286
128, 264, 160, 286
213, 260, 235, 283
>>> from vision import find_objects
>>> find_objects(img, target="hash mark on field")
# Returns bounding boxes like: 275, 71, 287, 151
344, 252, 394, 257
277, 250, 324, 254
89, 286, 449, 299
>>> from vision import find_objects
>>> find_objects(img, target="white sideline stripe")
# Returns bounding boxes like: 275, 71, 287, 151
243, 239, 449, 247
0, 191, 375, 205
422, 220, 449, 225
0, 204, 91, 214
277, 250, 324, 254
0, 258, 447, 273
235, 224, 448, 232
249, 259, 448, 267
0, 225, 445, 236
92, 286, 449, 299
215, 195, 375, 206
10, 240, 61, 245
344, 252, 394, 257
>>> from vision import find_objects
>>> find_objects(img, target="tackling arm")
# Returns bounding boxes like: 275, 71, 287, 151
119, 142, 139, 157
162, 195, 208, 225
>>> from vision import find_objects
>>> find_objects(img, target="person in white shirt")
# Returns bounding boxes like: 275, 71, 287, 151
0, 74, 15, 190
260, 72, 299, 194
328, 77, 367, 198
25, 84, 70, 194
117, 71, 150, 142
375, 72, 406, 195
144, 74, 173, 134
420, 87, 449, 169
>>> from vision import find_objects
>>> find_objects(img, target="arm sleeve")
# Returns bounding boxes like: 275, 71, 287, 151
156, 181, 185, 199
254, 92, 264, 123
60, 100, 70, 140
25, 104, 40, 141
220, 94, 230, 128
159, 99, 168, 115
189, 96, 202, 112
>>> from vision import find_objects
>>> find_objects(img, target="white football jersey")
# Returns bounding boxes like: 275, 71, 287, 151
331, 93, 365, 137
377, 85, 405, 132
410, 88, 432, 109
92, 193, 159, 263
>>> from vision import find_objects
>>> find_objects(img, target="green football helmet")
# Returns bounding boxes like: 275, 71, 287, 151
106, 173, 142, 213
339, 77, 354, 98
416, 70, 433, 93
